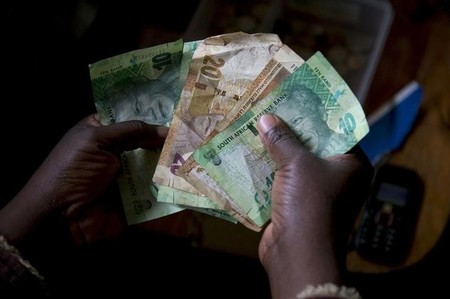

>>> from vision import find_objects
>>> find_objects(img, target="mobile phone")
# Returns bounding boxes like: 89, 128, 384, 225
352, 163, 424, 265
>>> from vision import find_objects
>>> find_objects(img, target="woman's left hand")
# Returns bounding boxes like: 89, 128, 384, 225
0, 114, 167, 245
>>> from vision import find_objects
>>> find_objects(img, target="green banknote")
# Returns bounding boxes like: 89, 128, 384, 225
189, 51, 370, 228
91, 39, 187, 126
89, 40, 197, 224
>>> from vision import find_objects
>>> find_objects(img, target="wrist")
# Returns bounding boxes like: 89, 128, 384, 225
0, 180, 57, 244
261, 215, 343, 299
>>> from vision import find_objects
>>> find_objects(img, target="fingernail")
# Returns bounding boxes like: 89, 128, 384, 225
257, 114, 277, 134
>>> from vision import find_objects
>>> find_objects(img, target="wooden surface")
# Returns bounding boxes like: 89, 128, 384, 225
347, 3, 450, 273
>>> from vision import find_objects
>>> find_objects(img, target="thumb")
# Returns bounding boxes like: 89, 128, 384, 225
257, 114, 312, 168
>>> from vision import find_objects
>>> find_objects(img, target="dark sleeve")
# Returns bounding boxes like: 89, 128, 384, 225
0, 236, 49, 297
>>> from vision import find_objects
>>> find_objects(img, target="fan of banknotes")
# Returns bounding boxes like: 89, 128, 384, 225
89, 32, 369, 232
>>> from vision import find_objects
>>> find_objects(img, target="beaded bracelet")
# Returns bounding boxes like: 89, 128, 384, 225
0, 235, 44, 280
296, 283, 362, 299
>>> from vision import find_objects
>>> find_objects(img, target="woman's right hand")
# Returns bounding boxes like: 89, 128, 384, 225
257, 114, 373, 299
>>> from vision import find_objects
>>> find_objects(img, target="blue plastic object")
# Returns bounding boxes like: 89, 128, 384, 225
359, 81, 424, 165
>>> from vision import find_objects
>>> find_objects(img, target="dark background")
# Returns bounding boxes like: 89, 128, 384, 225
1, 0, 450, 298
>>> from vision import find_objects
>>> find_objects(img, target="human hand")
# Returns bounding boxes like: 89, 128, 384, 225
0, 114, 167, 245
256, 114, 373, 299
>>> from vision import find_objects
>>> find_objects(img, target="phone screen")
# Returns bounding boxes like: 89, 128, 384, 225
377, 182, 409, 207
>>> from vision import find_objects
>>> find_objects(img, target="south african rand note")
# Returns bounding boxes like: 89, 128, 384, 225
215, 43, 305, 132
155, 183, 234, 221
89, 40, 196, 224
187, 51, 370, 229
152, 32, 283, 208
90, 39, 187, 126
158, 44, 304, 211
177, 44, 305, 220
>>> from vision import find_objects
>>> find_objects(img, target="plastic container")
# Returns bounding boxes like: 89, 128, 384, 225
278, 0, 394, 105
185, 0, 394, 105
